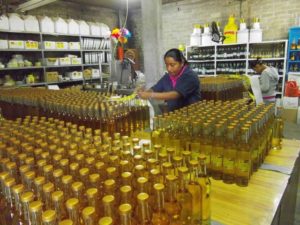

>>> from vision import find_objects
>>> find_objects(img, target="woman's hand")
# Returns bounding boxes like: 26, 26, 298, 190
137, 90, 151, 99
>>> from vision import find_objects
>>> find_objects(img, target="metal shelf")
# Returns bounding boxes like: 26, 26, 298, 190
248, 58, 285, 61
188, 59, 214, 63
0, 29, 40, 35
43, 49, 81, 52
0, 66, 44, 71
44, 65, 83, 68
288, 60, 300, 63
82, 49, 110, 52
42, 32, 81, 37
0, 49, 42, 52
216, 58, 247, 62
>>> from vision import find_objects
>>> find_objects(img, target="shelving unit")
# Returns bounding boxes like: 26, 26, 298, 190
186, 40, 288, 97
0, 30, 112, 87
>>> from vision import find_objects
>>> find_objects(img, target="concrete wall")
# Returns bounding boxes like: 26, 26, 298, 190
28, 1, 118, 29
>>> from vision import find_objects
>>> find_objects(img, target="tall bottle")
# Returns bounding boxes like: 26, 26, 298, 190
51, 191, 67, 221
198, 154, 211, 225
164, 175, 181, 218
211, 123, 224, 180
201, 123, 212, 175
187, 160, 202, 225
272, 107, 284, 150
119, 204, 136, 225
151, 183, 169, 225
136, 193, 152, 225
66, 198, 81, 225
177, 167, 192, 225
29, 200, 43, 225
42, 210, 56, 225
82, 206, 97, 225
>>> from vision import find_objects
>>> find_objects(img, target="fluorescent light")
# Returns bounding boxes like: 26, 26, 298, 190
17, 0, 59, 12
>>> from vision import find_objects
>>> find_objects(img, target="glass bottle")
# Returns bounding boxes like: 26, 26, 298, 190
62, 175, 73, 200
201, 123, 212, 175
42, 182, 55, 209
24, 171, 36, 192
34, 176, 46, 201
42, 209, 56, 225
29, 200, 43, 225
82, 206, 97, 225
177, 167, 192, 225
51, 191, 67, 221
198, 154, 211, 225
121, 172, 133, 187
21, 191, 35, 223
120, 185, 133, 206
71, 181, 86, 211
187, 160, 201, 225
136, 193, 152, 225
102, 195, 117, 222
98, 216, 114, 225
211, 123, 224, 180
272, 107, 283, 150
151, 183, 169, 225
12, 184, 25, 220
164, 175, 181, 218
66, 198, 80, 225
53, 169, 63, 191
89, 174, 100, 189
119, 203, 136, 225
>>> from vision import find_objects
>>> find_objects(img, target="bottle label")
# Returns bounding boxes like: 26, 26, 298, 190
223, 157, 234, 171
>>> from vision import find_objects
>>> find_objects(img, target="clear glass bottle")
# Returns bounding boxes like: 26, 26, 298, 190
21, 191, 35, 223
211, 123, 224, 180
24, 171, 36, 192
98, 216, 114, 225
51, 191, 67, 221
102, 195, 117, 222
34, 176, 46, 201
29, 200, 43, 225
66, 198, 80, 225
42, 182, 55, 210
151, 183, 169, 225
42, 209, 56, 225
177, 167, 192, 225
119, 203, 136, 225
272, 107, 283, 150
62, 175, 73, 201
71, 181, 86, 211
86, 188, 100, 217
120, 185, 133, 206
12, 184, 25, 220
164, 175, 181, 219
223, 126, 236, 184
121, 172, 133, 187
82, 206, 97, 225
136, 193, 152, 225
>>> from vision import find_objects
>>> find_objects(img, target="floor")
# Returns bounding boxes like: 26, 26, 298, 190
283, 122, 300, 225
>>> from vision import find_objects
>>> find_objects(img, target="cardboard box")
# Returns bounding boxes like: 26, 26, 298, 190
66, 71, 83, 80
56, 42, 68, 50
0, 40, 8, 49
44, 58, 59, 66
71, 57, 82, 65
8, 40, 24, 49
69, 42, 81, 50
283, 97, 299, 109
91, 69, 100, 78
25, 41, 39, 50
45, 72, 59, 82
282, 108, 298, 123
59, 57, 71, 65
44, 41, 56, 49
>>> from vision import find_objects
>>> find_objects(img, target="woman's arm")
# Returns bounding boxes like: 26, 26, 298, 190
138, 90, 180, 100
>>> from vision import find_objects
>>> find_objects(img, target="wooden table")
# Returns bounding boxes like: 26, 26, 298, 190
211, 139, 300, 225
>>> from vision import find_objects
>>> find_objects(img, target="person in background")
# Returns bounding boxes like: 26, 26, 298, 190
250, 57, 279, 103
137, 48, 201, 112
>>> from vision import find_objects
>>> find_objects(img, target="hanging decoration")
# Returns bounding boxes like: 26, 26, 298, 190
111, 27, 132, 44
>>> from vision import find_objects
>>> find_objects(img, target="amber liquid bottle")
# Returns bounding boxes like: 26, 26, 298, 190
201, 123, 212, 175
164, 175, 181, 219
151, 183, 170, 225
211, 123, 224, 180
136, 193, 152, 225
272, 107, 283, 150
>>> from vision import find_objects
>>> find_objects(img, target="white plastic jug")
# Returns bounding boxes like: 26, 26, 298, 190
39, 16, 55, 33
9, 13, 24, 31
79, 20, 90, 36
24, 15, 39, 32
0, 14, 9, 30
190, 25, 201, 46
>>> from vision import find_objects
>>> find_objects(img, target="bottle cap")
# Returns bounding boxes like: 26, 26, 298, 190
198, 154, 207, 160
34, 176, 46, 186
82, 206, 95, 219
53, 169, 63, 178
29, 200, 43, 213
52, 191, 64, 202
86, 188, 98, 198
12, 184, 24, 194
121, 172, 132, 179
79, 168, 89, 176
42, 210, 56, 222
166, 174, 177, 181
71, 182, 84, 192
66, 198, 79, 209
25, 171, 36, 179
37, 159, 46, 168
43, 182, 54, 193
4, 177, 16, 187
21, 191, 34, 203
119, 203, 132, 214
60, 159, 69, 166
102, 195, 115, 204
70, 163, 79, 171
120, 185, 132, 193
137, 177, 148, 184
62, 175, 73, 184
6, 162, 16, 170
0, 171, 9, 181
98, 217, 113, 225
137, 192, 149, 201
189, 160, 198, 167
86, 157, 95, 165
89, 174, 100, 183
104, 179, 115, 187
153, 183, 165, 191
178, 167, 189, 174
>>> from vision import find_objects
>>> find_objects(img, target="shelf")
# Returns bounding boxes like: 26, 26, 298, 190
0, 49, 42, 52
42, 32, 80, 37
0, 66, 44, 71
43, 49, 81, 52
288, 72, 300, 75
248, 58, 285, 61
288, 61, 300, 63
249, 40, 287, 44
83, 63, 110, 66
0, 29, 40, 35
188, 60, 214, 63
44, 65, 83, 68
82, 49, 110, 52
289, 49, 300, 52
217, 43, 247, 46
216, 58, 247, 62
80, 35, 110, 39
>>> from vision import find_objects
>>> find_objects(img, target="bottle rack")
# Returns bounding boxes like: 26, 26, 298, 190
287, 27, 300, 76
186, 40, 288, 97
0, 30, 112, 87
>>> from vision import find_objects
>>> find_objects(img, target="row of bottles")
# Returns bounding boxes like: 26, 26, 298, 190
216, 45, 247, 59
290, 51, 300, 61
188, 47, 215, 60
289, 63, 300, 72
249, 43, 285, 59
290, 38, 300, 50
0, 115, 211, 225
190, 63, 215, 75
200, 77, 244, 101
0, 87, 150, 136
247, 61, 284, 75
151, 100, 283, 186
216, 62, 246, 75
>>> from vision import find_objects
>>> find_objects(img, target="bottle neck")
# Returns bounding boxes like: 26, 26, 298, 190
154, 189, 165, 212
138, 200, 151, 224
120, 212, 132, 225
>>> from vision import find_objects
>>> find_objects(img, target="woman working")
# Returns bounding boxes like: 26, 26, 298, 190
138, 48, 201, 111
250, 57, 279, 103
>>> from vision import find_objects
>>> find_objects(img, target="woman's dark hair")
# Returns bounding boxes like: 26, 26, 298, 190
250, 57, 263, 68
164, 48, 188, 65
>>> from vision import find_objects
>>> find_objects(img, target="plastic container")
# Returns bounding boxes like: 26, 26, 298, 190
39, 16, 55, 33
223, 15, 238, 44
190, 24, 202, 46
24, 15, 39, 32
89, 22, 101, 36
54, 17, 68, 34
202, 25, 212, 46
9, 13, 25, 32
68, 19, 79, 35
250, 29, 262, 43
98, 23, 111, 38
79, 20, 90, 36
0, 14, 9, 30
237, 20, 249, 43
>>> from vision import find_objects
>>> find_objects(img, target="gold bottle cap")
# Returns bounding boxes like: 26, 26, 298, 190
18, 153, 27, 161
153, 144, 162, 150
70, 162, 79, 171
166, 174, 177, 181
119, 203, 132, 214
104, 179, 115, 187
21, 191, 34, 203
43, 182, 54, 193
43, 165, 54, 173
95, 162, 105, 170
137, 192, 149, 201
98, 217, 113, 225
134, 154, 142, 161
12, 184, 24, 194
153, 183, 165, 191
6, 162, 17, 170
37, 159, 47, 168
66, 198, 79, 209
158, 152, 167, 159
34, 176, 46, 186
133, 145, 141, 152
198, 154, 206, 160
53, 169, 63, 178
71, 182, 84, 192
135, 164, 144, 171
121, 172, 132, 179
75, 154, 85, 161
86, 157, 95, 165
119, 160, 129, 167
166, 148, 175, 154
0, 171, 9, 180
173, 156, 183, 162
79, 168, 89, 176
123, 142, 131, 149
25, 171, 36, 179
86, 188, 98, 198
4, 177, 16, 187
106, 167, 117, 175
143, 142, 150, 147
150, 169, 160, 176
82, 206, 95, 219
48, 145, 57, 152
178, 167, 189, 174
120, 185, 132, 193
189, 160, 198, 167
53, 154, 62, 162
25, 157, 34, 165
41, 152, 50, 159
60, 158, 69, 166
29, 200, 43, 213
137, 177, 148, 184
42, 209, 56, 222
52, 191, 64, 202
102, 195, 115, 204
182, 151, 191, 156
109, 155, 119, 162
162, 162, 172, 169
89, 174, 100, 183
62, 175, 73, 184
132, 137, 139, 143
89, 148, 97, 156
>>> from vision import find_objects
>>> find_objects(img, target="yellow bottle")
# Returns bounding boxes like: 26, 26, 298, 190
224, 15, 238, 44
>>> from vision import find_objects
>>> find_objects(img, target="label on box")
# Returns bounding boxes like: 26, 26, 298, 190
8, 40, 24, 49
71, 57, 82, 65
59, 57, 71, 65
44, 58, 59, 66
44, 41, 56, 49
69, 42, 81, 50
56, 42, 68, 49
283, 97, 299, 109
25, 41, 39, 49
